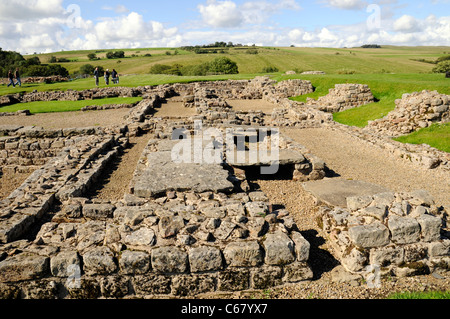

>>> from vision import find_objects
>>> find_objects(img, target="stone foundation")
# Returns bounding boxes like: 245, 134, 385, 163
320, 190, 449, 277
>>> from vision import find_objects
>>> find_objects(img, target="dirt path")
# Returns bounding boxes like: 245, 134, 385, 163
0, 108, 131, 129
281, 126, 450, 208
89, 132, 153, 201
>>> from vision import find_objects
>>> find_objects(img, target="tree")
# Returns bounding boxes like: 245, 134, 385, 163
106, 51, 125, 59
208, 57, 239, 75
432, 61, 450, 74
79, 64, 95, 75
87, 53, 98, 61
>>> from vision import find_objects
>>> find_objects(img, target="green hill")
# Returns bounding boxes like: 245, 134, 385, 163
28, 45, 450, 76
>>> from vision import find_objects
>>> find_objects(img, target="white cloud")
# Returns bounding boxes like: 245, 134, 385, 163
322, 0, 368, 10
102, 4, 130, 14
198, 0, 244, 28
393, 15, 420, 33
198, 0, 301, 28
0, 0, 64, 21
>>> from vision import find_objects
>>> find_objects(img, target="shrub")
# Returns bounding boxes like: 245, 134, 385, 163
246, 49, 258, 55
261, 66, 279, 73
207, 57, 238, 75
436, 55, 450, 63
106, 51, 125, 59
87, 53, 98, 61
149, 64, 172, 74
432, 61, 450, 73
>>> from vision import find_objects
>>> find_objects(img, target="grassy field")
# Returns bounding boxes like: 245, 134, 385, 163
25, 45, 449, 76
393, 123, 450, 153
0, 96, 142, 114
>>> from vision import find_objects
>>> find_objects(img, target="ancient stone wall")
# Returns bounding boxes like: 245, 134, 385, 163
307, 83, 374, 113
367, 90, 450, 137
320, 190, 449, 277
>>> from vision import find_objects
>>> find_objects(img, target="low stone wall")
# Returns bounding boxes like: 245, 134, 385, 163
320, 190, 449, 277
367, 90, 450, 137
0, 76, 69, 86
307, 84, 374, 113
0, 134, 126, 244
0, 189, 313, 298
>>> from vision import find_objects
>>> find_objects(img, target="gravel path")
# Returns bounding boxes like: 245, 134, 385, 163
0, 108, 131, 129
281, 127, 450, 209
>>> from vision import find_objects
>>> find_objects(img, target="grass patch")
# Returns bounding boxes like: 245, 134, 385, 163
0, 96, 142, 114
388, 290, 450, 299
393, 123, 450, 153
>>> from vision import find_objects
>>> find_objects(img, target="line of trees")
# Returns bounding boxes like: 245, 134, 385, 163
0, 49, 69, 78
149, 57, 239, 76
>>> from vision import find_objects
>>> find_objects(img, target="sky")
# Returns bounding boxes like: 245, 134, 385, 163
0, 0, 449, 54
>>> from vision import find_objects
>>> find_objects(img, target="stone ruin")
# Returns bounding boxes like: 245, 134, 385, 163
0, 76, 448, 299
305, 83, 375, 113
320, 189, 449, 278
367, 90, 450, 137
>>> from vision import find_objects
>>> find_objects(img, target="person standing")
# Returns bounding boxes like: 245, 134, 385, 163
7, 70, 15, 87
94, 67, 99, 86
111, 69, 119, 84
104, 69, 110, 85
14, 68, 21, 87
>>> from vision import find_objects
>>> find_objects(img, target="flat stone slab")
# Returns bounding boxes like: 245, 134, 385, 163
227, 148, 306, 167
302, 178, 390, 208
133, 150, 234, 198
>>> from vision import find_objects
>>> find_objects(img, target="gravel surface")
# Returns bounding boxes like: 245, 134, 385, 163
0, 108, 131, 129
0, 170, 30, 200
281, 127, 450, 209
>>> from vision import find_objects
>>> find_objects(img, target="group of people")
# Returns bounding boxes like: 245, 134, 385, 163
94, 67, 119, 86
7, 68, 21, 87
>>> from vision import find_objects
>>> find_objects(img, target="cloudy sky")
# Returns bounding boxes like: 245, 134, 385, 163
0, 0, 449, 54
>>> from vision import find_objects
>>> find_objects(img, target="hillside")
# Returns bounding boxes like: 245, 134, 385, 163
27, 45, 450, 76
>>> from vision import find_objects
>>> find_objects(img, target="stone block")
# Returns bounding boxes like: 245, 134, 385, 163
123, 227, 156, 247
369, 245, 404, 267
417, 214, 442, 242
188, 246, 223, 272
82, 247, 117, 275
251, 266, 283, 289
83, 204, 115, 221
263, 232, 295, 265
171, 274, 216, 296
218, 269, 250, 291
151, 246, 188, 273
50, 250, 81, 277
0, 253, 49, 282
290, 231, 310, 262
133, 274, 172, 295
119, 250, 150, 274
388, 216, 421, 244
223, 241, 263, 267
282, 262, 314, 283
348, 222, 390, 248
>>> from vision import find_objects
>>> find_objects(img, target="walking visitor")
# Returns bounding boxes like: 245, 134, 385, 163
14, 68, 21, 87
111, 69, 119, 84
94, 67, 100, 86
7, 70, 15, 87
104, 69, 110, 85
